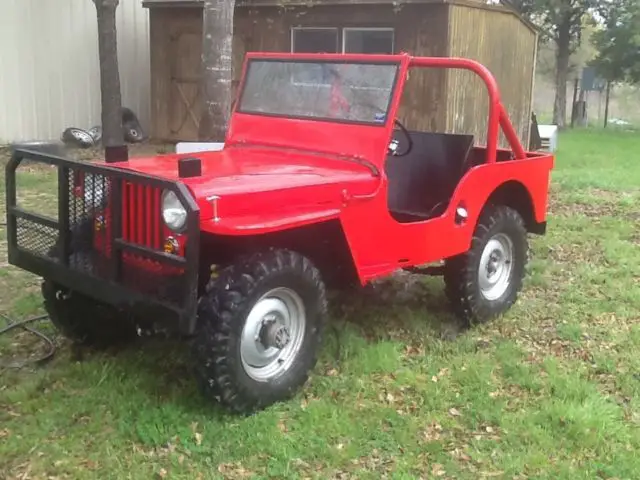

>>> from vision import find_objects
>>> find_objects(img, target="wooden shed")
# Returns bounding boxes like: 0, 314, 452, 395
143, 0, 538, 147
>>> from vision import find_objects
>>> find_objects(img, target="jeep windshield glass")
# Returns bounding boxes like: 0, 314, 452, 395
237, 59, 399, 125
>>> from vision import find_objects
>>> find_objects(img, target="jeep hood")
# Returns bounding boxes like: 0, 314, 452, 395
110, 146, 378, 233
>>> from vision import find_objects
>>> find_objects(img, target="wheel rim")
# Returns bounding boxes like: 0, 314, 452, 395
478, 233, 514, 301
240, 287, 306, 382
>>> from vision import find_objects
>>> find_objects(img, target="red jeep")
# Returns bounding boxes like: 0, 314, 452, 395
6, 52, 554, 413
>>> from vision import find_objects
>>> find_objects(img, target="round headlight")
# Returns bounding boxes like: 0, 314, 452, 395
161, 189, 187, 232
84, 173, 107, 209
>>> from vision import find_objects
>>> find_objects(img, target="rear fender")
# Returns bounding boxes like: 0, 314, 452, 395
483, 179, 547, 234
451, 157, 552, 250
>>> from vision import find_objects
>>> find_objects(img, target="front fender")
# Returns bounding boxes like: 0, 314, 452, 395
200, 208, 342, 236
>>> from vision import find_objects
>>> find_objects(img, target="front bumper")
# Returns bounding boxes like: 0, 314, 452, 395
5, 148, 201, 334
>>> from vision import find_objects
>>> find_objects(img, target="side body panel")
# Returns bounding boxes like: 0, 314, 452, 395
338, 154, 553, 282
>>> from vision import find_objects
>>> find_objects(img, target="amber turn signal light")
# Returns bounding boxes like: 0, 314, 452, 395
164, 237, 179, 254
94, 216, 106, 232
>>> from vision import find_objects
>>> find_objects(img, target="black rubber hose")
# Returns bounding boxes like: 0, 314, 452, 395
0, 313, 56, 369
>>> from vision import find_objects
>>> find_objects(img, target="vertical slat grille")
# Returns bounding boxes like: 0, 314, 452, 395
122, 181, 162, 248
136, 184, 143, 244
154, 188, 161, 249
122, 181, 129, 240
145, 186, 152, 247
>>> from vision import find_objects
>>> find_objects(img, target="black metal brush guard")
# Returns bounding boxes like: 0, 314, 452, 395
5, 148, 201, 334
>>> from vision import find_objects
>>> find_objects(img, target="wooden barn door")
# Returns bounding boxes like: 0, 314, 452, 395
168, 27, 203, 141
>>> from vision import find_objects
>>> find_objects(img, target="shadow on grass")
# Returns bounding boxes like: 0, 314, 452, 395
330, 272, 466, 341
33, 271, 466, 415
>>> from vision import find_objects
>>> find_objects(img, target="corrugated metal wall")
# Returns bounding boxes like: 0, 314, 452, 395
0, 0, 150, 143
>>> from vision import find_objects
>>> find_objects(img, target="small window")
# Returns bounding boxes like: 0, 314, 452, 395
291, 28, 339, 53
343, 28, 394, 54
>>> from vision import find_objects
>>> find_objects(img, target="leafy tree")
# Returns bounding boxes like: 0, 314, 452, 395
507, 0, 596, 128
535, 19, 597, 82
591, 0, 640, 84
93, 0, 125, 159
198, 0, 235, 141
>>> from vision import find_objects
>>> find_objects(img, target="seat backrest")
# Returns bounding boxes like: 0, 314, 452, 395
385, 131, 474, 214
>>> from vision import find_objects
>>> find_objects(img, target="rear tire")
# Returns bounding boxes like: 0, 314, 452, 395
444, 205, 528, 326
42, 280, 138, 348
192, 249, 327, 414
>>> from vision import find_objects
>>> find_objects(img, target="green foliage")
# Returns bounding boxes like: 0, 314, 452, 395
591, 0, 640, 83
536, 19, 598, 81
509, 0, 597, 51
508, 0, 598, 126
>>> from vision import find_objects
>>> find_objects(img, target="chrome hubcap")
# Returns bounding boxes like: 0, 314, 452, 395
240, 287, 306, 382
478, 233, 514, 301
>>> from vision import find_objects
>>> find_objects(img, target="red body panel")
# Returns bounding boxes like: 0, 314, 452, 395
100, 52, 554, 286
113, 147, 377, 234
340, 153, 552, 281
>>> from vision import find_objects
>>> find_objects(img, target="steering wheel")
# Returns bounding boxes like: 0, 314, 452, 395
389, 118, 413, 157
326, 68, 413, 156
331, 96, 413, 157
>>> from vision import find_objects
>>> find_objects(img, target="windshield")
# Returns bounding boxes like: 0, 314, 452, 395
237, 59, 399, 125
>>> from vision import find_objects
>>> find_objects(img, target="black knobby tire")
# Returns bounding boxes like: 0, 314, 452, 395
192, 249, 327, 414
42, 280, 138, 348
41, 218, 137, 348
444, 205, 528, 326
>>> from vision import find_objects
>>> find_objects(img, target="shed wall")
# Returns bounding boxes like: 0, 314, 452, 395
445, 4, 536, 147
242, 3, 450, 133
149, 7, 259, 141
393, 4, 449, 133
0, 0, 150, 143
148, 3, 451, 141
149, 8, 201, 142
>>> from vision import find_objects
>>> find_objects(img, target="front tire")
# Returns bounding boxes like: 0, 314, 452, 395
41, 217, 138, 348
193, 249, 327, 414
444, 205, 528, 326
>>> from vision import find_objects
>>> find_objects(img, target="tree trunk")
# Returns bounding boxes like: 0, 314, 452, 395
93, 0, 126, 161
198, 0, 235, 142
553, 17, 572, 129
604, 81, 611, 128
570, 77, 579, 127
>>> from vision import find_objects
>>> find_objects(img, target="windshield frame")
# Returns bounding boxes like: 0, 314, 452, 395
235, 57, 402, 127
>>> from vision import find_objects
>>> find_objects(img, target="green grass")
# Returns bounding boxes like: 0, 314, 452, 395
1, 130, 640, 479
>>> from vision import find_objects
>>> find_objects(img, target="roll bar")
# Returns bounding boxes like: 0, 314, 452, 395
408, 55, 527, 162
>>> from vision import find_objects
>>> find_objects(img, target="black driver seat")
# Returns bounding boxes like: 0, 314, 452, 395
385, 130, 475, 223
